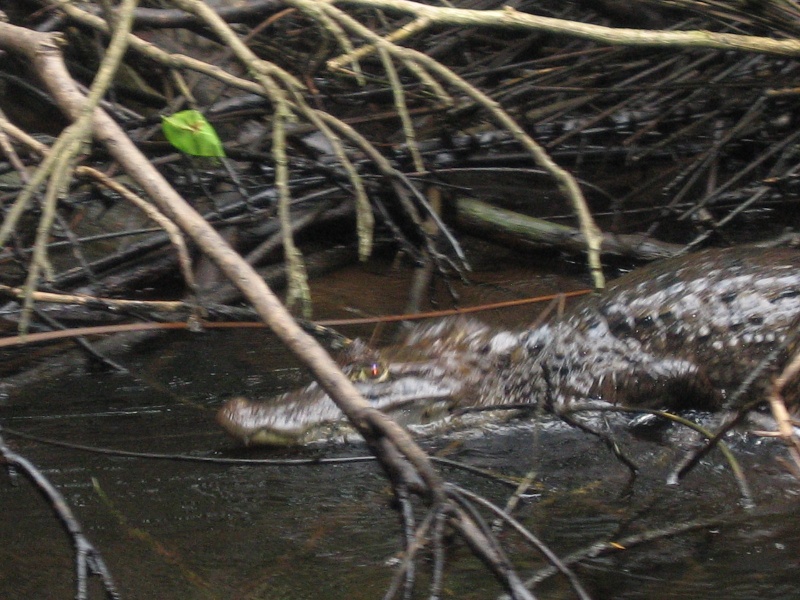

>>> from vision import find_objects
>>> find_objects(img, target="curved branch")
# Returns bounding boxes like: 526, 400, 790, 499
0, 20, 446, 501
330, 0, 800, 57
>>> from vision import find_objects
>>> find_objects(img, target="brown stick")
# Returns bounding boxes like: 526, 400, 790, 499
0, 22, 554, 597
0, 22, 444, 501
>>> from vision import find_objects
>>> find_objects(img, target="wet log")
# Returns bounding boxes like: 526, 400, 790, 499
454, 197, 682, 261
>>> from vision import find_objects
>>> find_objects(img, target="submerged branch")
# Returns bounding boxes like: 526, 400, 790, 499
0, 18, 538, 597
0, 431, 120, 599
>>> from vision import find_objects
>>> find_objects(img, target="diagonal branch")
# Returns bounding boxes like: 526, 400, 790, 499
0, 17, 445, 504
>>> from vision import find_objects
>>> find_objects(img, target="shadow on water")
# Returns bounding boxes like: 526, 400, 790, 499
2, 248, 800, 599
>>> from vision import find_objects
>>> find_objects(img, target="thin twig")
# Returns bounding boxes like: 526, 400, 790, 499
0, 430, 120, 600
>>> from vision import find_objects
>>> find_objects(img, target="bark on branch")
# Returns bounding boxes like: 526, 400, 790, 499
331, 0, 800, 57
0, 21, 442, 494
0, 19, 539, 598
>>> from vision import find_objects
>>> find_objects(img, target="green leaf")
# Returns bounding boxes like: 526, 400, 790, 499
161, 110, 225, 157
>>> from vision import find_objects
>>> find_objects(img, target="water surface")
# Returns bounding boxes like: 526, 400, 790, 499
2, 253, 799, 599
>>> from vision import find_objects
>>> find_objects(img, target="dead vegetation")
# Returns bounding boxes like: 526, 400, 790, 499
3, 0, 800, 598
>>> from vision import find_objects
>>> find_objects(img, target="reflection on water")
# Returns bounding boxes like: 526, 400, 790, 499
2, 255, 800, 599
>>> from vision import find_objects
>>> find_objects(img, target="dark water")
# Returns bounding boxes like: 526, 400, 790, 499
2, 252, 800, 599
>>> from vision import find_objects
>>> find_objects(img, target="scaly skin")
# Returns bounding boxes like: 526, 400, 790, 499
218, 247, 800, 445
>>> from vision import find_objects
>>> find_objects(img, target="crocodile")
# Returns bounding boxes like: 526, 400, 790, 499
218, 247, 800, 446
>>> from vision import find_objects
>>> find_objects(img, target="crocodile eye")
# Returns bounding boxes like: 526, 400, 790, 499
352, 362, 390, 382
